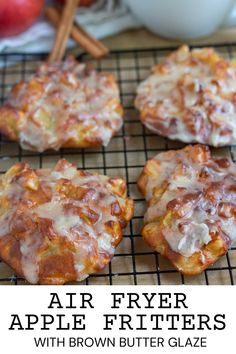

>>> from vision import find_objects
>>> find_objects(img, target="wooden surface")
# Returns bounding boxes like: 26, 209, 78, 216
97, 26, 236, 50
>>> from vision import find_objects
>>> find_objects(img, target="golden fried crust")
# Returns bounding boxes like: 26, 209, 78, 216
135, 45, 236, 147
0, 56, 123, 152
138, 144, 235, 275
0, 106, 23, 140
0, 159, 134, 284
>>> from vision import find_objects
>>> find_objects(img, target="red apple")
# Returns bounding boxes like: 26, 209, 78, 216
0, 0, 44, 38
56, 0, 96, 7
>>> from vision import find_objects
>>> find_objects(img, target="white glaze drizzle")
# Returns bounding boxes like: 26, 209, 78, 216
136, 46, 236, 147
143, 146, 236, 258
0, 160, 126, 283
7, 57, 123, 151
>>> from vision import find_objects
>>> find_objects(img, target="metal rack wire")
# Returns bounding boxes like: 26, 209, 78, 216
0, 44, 236, 285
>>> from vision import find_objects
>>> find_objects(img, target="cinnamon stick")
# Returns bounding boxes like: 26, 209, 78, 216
46, 6, 109, 59
48, 0, 79, 63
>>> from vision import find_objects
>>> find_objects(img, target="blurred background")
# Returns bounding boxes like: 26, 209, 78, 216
1, 0, 236, 54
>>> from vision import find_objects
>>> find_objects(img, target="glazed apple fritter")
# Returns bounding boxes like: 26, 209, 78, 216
135, 45, 236, 147
0, 159, 134, 284
0, 56, 123, 152
138, 144, 236, 275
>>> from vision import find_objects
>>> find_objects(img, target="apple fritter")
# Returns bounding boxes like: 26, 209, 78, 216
138, 144, 236, 275
135, 45, 236, 147
0, 159, 134, 284
0, 56, 123, 151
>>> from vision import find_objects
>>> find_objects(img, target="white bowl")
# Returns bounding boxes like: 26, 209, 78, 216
124, 0, 236, 40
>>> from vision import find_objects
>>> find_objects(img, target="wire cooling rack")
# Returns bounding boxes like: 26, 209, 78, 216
0, 44, 236, 285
